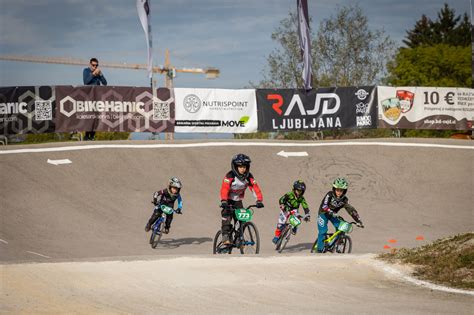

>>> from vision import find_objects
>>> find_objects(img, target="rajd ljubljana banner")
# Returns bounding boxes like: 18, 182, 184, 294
256, 87, 377, 132
55, 86, 175, 133
174, 88, 258, 133
378, 86, 474, 130
0, 86, 56, 135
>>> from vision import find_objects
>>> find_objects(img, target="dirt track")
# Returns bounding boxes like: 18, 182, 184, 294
2, 255, 473, 314
1, 139, 472, 313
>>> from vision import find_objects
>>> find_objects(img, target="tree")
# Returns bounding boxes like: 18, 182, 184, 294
387, 44, 471, 87
389, 3, 471, 87
402, 14, 435, 48
403, 3, 470, 48
252, 4, 395, 88
315, 5, 395, 87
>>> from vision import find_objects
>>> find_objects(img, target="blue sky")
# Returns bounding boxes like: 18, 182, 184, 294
0, 0, 470, 89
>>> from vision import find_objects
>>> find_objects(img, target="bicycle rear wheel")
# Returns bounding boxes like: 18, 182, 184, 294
277, 228, 291, 253
310, 237, 319, 253
240, 222, 260, 254
150, 223, 162, 249
335, 235, 352, 253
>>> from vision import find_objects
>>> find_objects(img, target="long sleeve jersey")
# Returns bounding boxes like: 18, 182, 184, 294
220, 171, 263, 202
153, 188, 183, 210
318, 191, 360, 222
279, 191, 310, 215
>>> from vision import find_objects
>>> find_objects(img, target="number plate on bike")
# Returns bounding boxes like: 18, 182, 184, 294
160, 205, 174, 215
235, 209, 252, 222
288, 215, 301, 227
337, 221, 353, 233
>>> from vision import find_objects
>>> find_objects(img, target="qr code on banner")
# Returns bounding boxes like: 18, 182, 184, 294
153, 101, 170, 120
34, 100, 53, 121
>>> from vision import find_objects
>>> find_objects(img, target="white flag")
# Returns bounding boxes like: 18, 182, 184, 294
297, 0, 312, 90
136, 0, 153, 79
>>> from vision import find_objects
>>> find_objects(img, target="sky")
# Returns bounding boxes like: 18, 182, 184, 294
0, 0, 471, 90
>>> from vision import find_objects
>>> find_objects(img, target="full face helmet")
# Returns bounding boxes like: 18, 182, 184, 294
231, 153, 251, 180
293, 180, 306, 196
332, 177, 348, 199
168, 177, 182, 196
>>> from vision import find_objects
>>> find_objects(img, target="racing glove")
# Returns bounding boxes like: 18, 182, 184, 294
175, 208, 182, 214
256, 201, 264, 208
356, 220, 364, 228
220, 200, 228, 209
303, 214, 311, 222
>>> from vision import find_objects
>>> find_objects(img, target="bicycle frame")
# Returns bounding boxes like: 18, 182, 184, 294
152, 207, 174, 233
321, 219, 356, 252
152, 215, 165, 233
214, 205, 258, 253
323, 230, 344, 248
230, 208, 256, 248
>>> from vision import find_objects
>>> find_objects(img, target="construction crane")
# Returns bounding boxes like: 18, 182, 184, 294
0, 49, 220, 88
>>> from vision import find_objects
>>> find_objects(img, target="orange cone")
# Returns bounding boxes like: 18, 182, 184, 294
383, 245, 391, 249
416, 235, 424, 240
388, 239, 397, 243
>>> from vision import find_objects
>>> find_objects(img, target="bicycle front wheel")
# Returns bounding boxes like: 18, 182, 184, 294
240, 222, 260, 254
150, 224, 162, 249
336, 235, 352, 253
213, 230, 233, 254
277, 228, 291, 253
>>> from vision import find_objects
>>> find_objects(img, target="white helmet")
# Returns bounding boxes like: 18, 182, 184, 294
168, 177, 182, 195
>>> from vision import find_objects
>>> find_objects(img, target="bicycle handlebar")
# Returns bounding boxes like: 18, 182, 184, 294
225, 204, 258, 210
339, 218, 363, 228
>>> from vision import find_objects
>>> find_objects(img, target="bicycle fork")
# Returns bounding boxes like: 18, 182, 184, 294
153, 217, 165, 234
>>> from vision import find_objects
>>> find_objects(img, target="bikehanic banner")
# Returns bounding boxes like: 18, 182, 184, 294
0, 86, 56, 135
55, 85, 174, 133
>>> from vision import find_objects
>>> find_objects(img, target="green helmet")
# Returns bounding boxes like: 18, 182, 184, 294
332, 177, 349, 190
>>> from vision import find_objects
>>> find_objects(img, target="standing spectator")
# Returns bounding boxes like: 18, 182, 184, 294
83, 57, 107, 140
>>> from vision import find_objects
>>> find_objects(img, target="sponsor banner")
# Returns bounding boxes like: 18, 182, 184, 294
55, 86, 174, 132
0, 86, 55, 135
377, 86, 474, 130
256, 87, 377, 131
174, 88, 258, 133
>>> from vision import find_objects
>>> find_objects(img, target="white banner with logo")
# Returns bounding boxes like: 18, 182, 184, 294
378, 86, 474, 130
174, 88, 258, 133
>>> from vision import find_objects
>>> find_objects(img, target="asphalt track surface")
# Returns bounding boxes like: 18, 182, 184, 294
1, 139, 472, 313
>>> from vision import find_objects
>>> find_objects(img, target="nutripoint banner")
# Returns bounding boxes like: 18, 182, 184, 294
0, 86, 55, 135
256, 87, 377, 131
55, 86, 174, 132
377, 86, 474, 130
174, 88, 258, 133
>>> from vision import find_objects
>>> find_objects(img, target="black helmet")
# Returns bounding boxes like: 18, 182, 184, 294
168, 177, 182, 196
231, 153, 251, 180
293, 180, 306, 196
